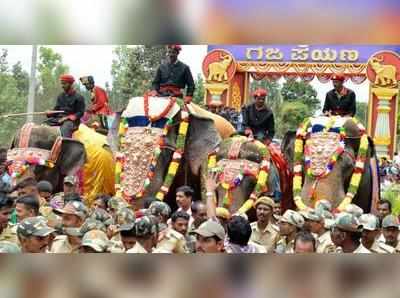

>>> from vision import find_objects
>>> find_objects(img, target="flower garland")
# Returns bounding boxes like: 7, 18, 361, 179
144, 93, 177, 122
155, 101, 189, 200
116, 97, 190, 202
293, 116, 369, 211
207, 138, 271, 214
8, 156, 54, 179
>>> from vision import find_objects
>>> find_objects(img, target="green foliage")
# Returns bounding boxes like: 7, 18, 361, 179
355, 101, 368, 126
192, 74, 205, 106
382, 184, 400, 216
249, 79, 320, 138
0, 49, 29, 146
36, 47, 69, 117
110, 45, 167, 112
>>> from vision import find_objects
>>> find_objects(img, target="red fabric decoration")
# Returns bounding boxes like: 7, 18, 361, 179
331, 74, 345, 81
168, 44, 182, 52
252, 88, 268, 97
59, 74, 75, 84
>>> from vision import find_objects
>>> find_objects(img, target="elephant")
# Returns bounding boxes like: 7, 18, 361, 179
9, 123, 116, 205
212, 136, 291, 220
9, 124, 86, 192
109, 96, 235, 210
281, 117, 380, 213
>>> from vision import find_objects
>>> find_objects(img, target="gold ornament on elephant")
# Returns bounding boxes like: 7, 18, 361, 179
120, 127, 163, 196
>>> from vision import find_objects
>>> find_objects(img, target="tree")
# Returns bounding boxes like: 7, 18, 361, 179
192, 74, 205, 106
279, 101, 309, 136
280, 80, 320, 113
35, 47, 69, 120
355, 102, 368, 126
0, 49, 28, 145
111, 45, 167, 112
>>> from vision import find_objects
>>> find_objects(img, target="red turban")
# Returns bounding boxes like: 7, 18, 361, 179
59, 74, 75, 84
252, 88, 268, 97
167, 44, 182, 52
331, 74, 345, 81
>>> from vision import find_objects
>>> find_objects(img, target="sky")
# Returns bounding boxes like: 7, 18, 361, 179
2, 45, 369, 106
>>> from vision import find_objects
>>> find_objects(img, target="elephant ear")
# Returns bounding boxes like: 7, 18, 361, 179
185, 114, 221, 175
57, 139, 87, 176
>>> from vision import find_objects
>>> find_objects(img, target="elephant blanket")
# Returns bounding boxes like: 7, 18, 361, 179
73, 124, 115, 206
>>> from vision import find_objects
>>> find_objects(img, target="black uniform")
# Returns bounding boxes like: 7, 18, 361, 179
46, 91, 85, 137
242, 103, 275, 142
152, 60, 195, 97
323, 88, 356, 117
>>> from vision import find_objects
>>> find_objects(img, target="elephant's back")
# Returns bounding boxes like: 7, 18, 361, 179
217, 136, 264, 164
13, 123, 60, 150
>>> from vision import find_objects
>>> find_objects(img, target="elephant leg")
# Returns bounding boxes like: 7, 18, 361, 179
60, 120, 75, 138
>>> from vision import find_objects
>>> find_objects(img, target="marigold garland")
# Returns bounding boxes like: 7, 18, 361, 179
293, 116, 369, 211
116, 97, 189, 202
207, 137, 271, 214
8, 157, 54, 179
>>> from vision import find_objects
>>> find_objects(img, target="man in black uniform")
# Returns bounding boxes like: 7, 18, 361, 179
151, 45, 195, 104
45, 75, 85, 137
323, 74, 356, 117
242, 88, 275, 145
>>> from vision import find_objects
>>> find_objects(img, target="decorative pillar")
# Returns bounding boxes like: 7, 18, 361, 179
202, 49, 237, 107
366, 51, 400, 159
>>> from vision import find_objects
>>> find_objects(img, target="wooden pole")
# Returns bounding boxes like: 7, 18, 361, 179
27, 45, 38, 123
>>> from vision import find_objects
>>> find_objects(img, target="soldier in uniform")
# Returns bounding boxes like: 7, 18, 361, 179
0, 193, 18, 244
359, 214, 395, 253
194, 219, 225, 253
250, 197, 279, 253
315, 210, 336, 253
275, 210, 305, 254
381, 215, 400, 252
148, 201, 189, 254
344, 204, 364, 219
51, 201, 88, 253
79, 229, 110, 253
49, 176, 79, 210
0, 241, 21, 253
127, 216, 159, 253
107, 207, 135, 252
117, 222, 136, 252
151, 45, 195, 104
322, 74, 356, 117
330, 213, 369, 253
80, 75, 112, 130
242, 88, 275, 145
45, 74, 85, 138
15, 195, 40, 222
17, 216, 55, 253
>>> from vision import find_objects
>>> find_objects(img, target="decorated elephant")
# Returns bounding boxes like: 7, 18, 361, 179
281, 116, 380, 213
8, 123, 115, 205
207, 135, 291, 218
109, 95, 235, 210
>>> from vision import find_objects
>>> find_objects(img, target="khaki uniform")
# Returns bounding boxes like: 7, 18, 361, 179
0, 224, 19, 245
353, 243, 372, 254
316, 230, 335, 253
50, 235, 80, 253
275, 237, 295, 254
108, 234, 125, 253
250, 221, 279, 253
156, 228, 188, 253
370, 240, 395, 254
126, 242, 149, 254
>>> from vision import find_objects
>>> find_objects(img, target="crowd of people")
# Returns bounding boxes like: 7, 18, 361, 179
0, 166, 399, 254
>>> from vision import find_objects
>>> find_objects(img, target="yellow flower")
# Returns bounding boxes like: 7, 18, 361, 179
295, 139, 304, 153
208, 156, 217, 168
156, 192, 165, 200
238, 199, 254, 214
179, 122, 189, 135
257, 171, 268, 184
360, 134, 369, 149
337, 197, 352, 211
351, 173, 362, 187
294, 196, 307, 210
168, 162, 180, 175
293, 176, 302, 189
